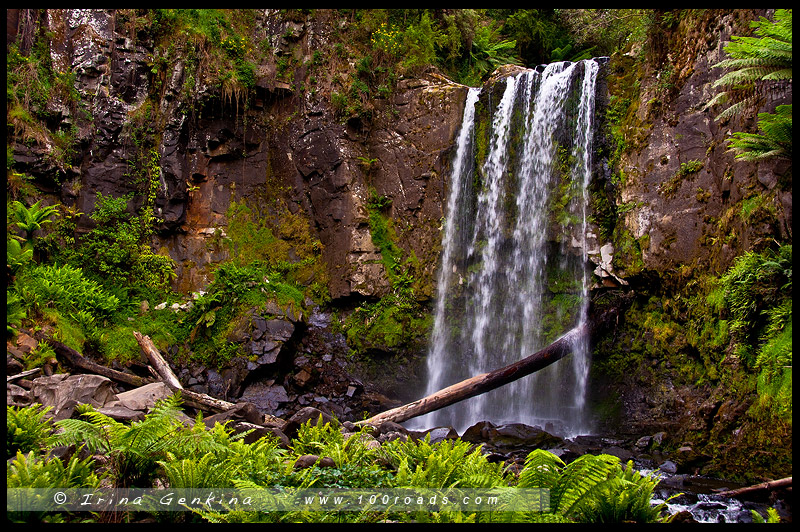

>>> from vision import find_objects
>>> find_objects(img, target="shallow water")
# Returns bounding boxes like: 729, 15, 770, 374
641, 468, 782, 523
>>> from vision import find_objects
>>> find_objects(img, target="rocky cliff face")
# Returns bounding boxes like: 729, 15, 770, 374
587, 10, 792, 481
604, 10, 791, 282
11, 9, 467, 300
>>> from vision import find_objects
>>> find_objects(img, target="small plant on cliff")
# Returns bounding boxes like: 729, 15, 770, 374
658, 159, 704, 197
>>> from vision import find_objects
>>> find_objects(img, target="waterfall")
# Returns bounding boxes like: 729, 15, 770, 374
412, 60, 600, 438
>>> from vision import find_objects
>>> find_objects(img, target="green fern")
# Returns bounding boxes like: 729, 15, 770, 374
726, 104, 792, 161
751, 507, 781, 523
388, 437, 507, 489
51, 394, 189, 486
9, 199, 59, 242
158, 451, 235, 488
574, 460, 675, 523
516, 450, 669, 523
7, 450, 103, 489
707, 9, 792, 121
7, 404, 55, 456
7, 450, 104, 523
291, 415, 343, 457
545, 453, 620, 518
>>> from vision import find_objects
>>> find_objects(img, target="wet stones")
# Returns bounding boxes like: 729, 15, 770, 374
462, 421, 565, 451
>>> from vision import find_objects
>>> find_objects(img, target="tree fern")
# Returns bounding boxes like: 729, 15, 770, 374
50, 405, 128, 454
51, 394, 190, 486
726, 104, 792, 161
707, 9, 792, 121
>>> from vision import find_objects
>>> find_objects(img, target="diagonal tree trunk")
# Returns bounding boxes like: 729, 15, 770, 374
357, 299, 625, 427
133, 331, 237, 413
357, 324, 586, 427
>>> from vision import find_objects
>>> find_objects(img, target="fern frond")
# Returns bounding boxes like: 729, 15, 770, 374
158, 451, 233, 488
708, 9, 792, 121
51, 414, 123, 454
517, 449, 566, 490
7, 450, 103, 489
726, 104, 792, 161
548, 453, 619, 518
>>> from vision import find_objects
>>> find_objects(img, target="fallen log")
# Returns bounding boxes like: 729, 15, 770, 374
133, 331, 182, 390
7, 367, 41, 383
30, 329, 154, 388
357, 324, 587, 427
177, 387, 237, 413
133, 331, 236, 413
357, 296, 628, 427
716, 476, 792, 499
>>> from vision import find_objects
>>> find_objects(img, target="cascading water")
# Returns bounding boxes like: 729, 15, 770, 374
411, 60, 600, 438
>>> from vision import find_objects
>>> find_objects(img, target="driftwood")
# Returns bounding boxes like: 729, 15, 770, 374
133, 331, 236, 413
357, 301, 624, 427
716, 476, 792, 499
30, 329, 154, 388
7, 367, 42, 383
26, 328, 236, 415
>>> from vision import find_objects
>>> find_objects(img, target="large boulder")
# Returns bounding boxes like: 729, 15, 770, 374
30, 374, 117, 420
462, 421, 565, 451
106, 382, 174, 412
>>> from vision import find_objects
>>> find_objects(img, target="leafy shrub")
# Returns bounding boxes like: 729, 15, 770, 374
78, 192, 175, 298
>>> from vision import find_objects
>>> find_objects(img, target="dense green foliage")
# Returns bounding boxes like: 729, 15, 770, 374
716, 244, 792, 421
592, 244, 792, 481
4, 7, 792, 510
7, 398, 674, 523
